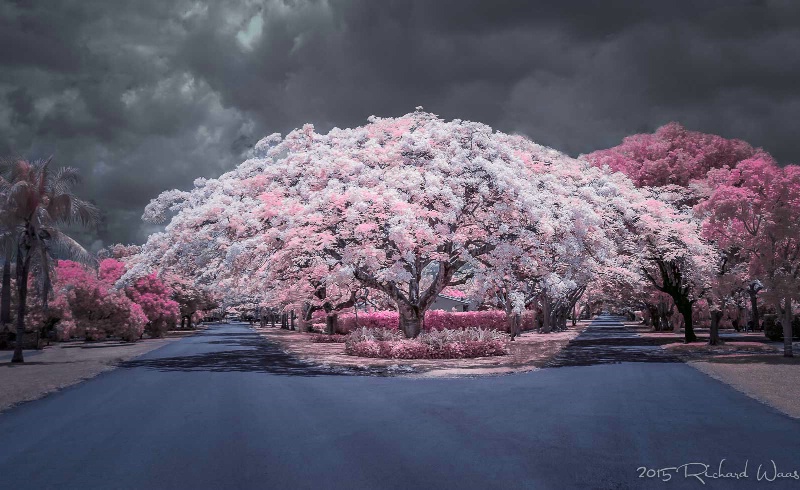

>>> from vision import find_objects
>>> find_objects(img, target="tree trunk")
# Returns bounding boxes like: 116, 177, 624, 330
1, 258, 10, 326
783, 296, 793, 358
646, 304, 659, 329
506, 311, 520, 341
325, 313, 338, 335
11, 251, 30, 363
709, 309, 722, 346
398, 303, 423, 338
750, 289, 760, 332
541, 296, 552, 333
676, 300, 697, 343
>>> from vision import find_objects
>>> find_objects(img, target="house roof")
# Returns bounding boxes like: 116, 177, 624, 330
437, 293, 470, 304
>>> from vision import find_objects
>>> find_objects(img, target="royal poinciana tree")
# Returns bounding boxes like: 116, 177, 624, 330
133, 110, 671, 338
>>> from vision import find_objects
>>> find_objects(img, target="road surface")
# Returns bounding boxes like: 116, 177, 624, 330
1, 316, 798, 489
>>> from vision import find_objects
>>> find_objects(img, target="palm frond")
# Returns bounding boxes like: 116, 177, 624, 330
45, 228, 96, 268
50, 166, 81, 195
70, 197, 99, 227
37, 157, 52, 199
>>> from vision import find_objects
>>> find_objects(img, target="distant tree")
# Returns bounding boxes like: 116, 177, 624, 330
585, 122, 755, 189
99, 259, 180, 338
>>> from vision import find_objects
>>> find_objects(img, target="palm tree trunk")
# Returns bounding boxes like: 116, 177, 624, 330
1, 258, 10, 325
11, 251, 30, 363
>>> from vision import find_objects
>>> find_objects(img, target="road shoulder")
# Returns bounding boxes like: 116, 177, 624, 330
0, 331, 195, 413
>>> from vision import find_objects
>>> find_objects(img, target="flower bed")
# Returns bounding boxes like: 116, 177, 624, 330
344, 327, 509, 359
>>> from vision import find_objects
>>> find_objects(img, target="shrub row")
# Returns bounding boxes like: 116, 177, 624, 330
309, 334, 347, 343
335, 309, 535, 334
343, 327, 509, 359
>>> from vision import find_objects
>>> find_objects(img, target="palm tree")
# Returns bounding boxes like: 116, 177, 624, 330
1, 158, 98, 363
1, 159, 16, 328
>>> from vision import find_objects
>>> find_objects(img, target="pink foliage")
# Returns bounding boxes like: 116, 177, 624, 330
50, 259, 177, 341
52, 260, 148, 341
584, 122, 755, 188
127, 273, 180, 337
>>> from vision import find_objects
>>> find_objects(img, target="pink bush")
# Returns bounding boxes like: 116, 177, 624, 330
335, 309, 535, 334
50, 260, 152, 341
337, 311, 399, 333
387, 340, 431, 359
127, 273, 180, 337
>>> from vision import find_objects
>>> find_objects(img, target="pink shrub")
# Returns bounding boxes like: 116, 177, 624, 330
388, 340, 431, 359
51, 260, 150, 341
127, 273, 180, 337
347, 339, 384, 357
336, 311, 399, 333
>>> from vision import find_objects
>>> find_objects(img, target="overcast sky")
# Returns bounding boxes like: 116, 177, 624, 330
2, 0, 799, 247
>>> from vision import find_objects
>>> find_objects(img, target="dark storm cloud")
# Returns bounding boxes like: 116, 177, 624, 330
2, 0, 799, 246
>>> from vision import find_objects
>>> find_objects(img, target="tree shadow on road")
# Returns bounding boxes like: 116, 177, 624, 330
545, 325, 682, 368
119, 330, 350, 376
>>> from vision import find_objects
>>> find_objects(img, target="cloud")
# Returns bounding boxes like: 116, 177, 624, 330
2, 0, 799, 245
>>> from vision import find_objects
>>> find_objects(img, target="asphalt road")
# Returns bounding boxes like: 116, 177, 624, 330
1, 316, 799, 489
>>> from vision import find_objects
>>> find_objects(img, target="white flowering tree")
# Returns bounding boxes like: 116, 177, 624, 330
128, 110, 709, 340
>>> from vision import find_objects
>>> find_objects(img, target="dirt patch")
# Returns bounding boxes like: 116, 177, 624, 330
0, 330, 194, 413
688, 351, 800, 419
624, 323, 800, 418
253, 322, 590, 377
664, 341, 780, 357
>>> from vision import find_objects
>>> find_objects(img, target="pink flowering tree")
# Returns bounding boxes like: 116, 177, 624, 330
99, 259, 179, 337
585, 122, 755, 189
583, 123, 760, 342
699, 156, 800, 356
163, 273, 218, 328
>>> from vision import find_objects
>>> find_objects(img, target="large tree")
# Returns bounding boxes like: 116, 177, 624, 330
132, 112, 695, 340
